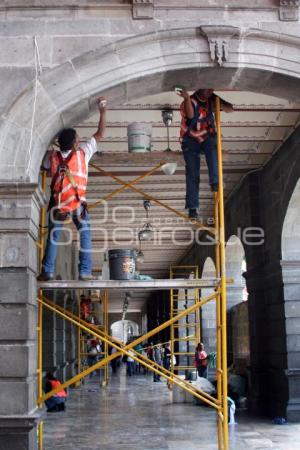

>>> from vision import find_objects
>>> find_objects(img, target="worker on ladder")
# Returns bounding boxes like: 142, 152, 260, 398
177, 88, 233, 220
38, 97, 107, 281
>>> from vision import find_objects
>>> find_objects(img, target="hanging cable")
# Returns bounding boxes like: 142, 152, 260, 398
27, 36, 43, 175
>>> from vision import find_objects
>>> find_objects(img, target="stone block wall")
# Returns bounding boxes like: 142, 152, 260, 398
42, 239, 78, 382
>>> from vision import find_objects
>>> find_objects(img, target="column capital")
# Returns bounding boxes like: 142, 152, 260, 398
0, 412, 40, 428
0, 182, 45, 207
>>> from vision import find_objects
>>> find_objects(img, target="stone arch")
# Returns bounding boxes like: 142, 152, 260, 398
226, 235, 248, 365
281, 178, 300, 373
111, 319, 139, 343
201, 257, 217, 353
226, 235, 245, 292
1, 26, 300, 182
282, 178, 300, 262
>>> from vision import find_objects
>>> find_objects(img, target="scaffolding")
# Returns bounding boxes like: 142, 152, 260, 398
77, 289, 109, 387
36, 97, 229, 450
170, 265, 200, 376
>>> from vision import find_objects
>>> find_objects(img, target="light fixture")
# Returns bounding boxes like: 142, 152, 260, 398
137, 200, 154, 241
162, 109, 173, 152
136, 200, 154, 259
138, 222, 154, 241
136, 238, 145, 263
136, 249, 145, 263
122, 292, 131, 320
161, 109, 177, 174
161, 162, 177, 175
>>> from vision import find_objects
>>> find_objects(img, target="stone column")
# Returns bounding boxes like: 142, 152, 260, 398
244, 260, 289, 419
201, 291, 216, 354
0, 183, 44, 450
281, 260, 300, 422
227, 285, 244, 365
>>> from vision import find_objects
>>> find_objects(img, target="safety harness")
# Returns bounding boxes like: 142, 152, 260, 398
49, 150, 88, 220
180, 97, 216, 143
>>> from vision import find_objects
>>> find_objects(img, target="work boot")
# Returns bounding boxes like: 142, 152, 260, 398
37, 272, 54, 282
188, 208, 199, 220
211, 183, 219, 192
79, 274, 95, 281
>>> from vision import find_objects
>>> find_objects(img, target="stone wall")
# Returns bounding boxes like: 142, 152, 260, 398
231, 301, 250, 374
0, 184, 42, 450
42, 239, 78, 382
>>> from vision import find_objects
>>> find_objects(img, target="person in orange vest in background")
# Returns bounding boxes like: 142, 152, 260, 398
37, 97, 107, 281
80, 294, 91, 321
44, 372, 68, 412
177, 88, 233, 220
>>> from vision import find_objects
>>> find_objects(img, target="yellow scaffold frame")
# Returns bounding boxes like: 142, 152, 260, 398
77, 289, 109, 387
170, 265, 201, 374
36, 97, 229, 450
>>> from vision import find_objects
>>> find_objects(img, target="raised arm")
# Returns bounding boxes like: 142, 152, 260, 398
93, 96, 107, 143
177, 89, 194, 119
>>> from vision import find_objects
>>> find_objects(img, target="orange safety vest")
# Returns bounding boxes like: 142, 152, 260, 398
49, 149, 87, 213
179, 97, 215, 143
49, 380, 67, 398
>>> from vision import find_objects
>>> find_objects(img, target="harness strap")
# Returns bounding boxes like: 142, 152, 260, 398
49, 150, 82, 210
187, 98, 215, 135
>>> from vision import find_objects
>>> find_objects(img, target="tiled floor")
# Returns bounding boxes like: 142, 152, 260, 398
43, 368, 300, 450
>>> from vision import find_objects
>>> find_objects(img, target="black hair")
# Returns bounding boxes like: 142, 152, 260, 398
57, 128, 76, 152
45, 372, 57, 381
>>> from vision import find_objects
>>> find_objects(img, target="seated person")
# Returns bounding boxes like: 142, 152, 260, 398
44, 372, 67, 412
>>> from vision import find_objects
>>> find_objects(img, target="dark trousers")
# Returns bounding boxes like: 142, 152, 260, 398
127, 361, 134, 376
45, 396, 65, 410
197, 365, 207, 378
182, 135, 218, 209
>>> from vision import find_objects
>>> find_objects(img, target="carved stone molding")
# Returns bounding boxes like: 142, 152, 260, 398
279, 0, 299, 21
132, 0, 154, 19
200, 26, 240, 67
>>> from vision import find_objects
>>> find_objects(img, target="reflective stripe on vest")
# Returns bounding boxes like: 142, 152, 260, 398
49, 380, 67, 397
50, 149, 87, 213
179, 97, 215, 143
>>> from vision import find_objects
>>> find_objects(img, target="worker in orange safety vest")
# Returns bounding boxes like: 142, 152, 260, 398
37, 97, 107, 281
44, 372, 68, 412
177, 88, 233, 220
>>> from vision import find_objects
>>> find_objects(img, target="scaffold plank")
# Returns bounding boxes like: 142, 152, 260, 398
37, 278, 220, 290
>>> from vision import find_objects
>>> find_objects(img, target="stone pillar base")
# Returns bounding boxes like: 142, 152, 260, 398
0, 414, 40, 450
286, 369, 300, 422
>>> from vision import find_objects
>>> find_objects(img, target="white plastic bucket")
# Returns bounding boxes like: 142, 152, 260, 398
127, 122, 152, 153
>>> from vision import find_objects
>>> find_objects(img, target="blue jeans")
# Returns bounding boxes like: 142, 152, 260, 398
45, 396, 65, 410
42, 205, 92, 276
182, 135, 218, 209
127, 361, 134, 376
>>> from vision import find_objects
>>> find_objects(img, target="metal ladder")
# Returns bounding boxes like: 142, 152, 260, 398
170, 265, 200, 377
